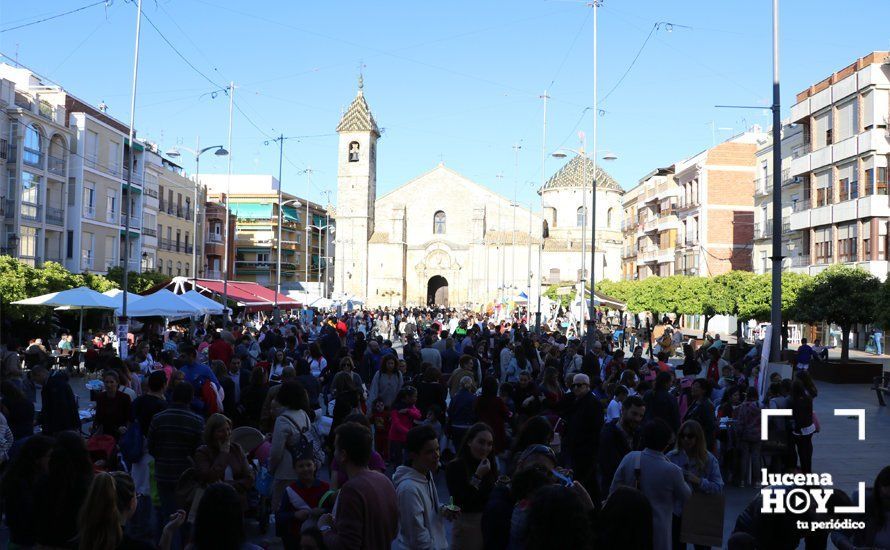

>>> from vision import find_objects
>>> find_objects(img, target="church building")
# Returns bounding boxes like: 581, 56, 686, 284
333, 82, 625, 308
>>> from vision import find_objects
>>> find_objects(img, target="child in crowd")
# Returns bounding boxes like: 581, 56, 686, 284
276, 441, 332, 548
420, 404, 448, 463
370, 398, 391, 461
388, 386, 421, 466
605, 384, 627, 422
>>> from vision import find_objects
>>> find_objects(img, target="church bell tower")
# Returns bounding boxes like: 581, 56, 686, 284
333, 76, 379, 302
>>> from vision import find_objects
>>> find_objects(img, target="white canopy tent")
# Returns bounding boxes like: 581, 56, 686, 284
125, 289, 202, 319
180, 290, 225, 315
12, 287, 117, 346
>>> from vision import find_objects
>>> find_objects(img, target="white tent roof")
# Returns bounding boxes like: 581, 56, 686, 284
99, 289, 143, 312
125, 289, 202, 318
180, 290, 225, 314
310, 297, 334, 309
12, 287, 117, 309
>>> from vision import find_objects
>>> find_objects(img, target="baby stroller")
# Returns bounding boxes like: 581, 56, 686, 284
232, 426, 272, 533
86, 434, 121, 472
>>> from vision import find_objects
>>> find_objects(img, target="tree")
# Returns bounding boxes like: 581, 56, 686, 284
738, 271, 812, 350
710, 271, 755, 338
794, 265, 880, 362
105, 266, 171, 294
545, 284, 575, 309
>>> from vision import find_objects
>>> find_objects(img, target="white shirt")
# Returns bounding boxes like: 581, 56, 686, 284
606, 398, 622, 422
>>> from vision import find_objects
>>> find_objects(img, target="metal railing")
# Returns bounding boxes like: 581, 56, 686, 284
81, 256, 94, 270
83, 205, 96, 219
782, 216, 791, 233
121, 214, 142, 229
788, 254, 810, 267
684, 236, 698, 246
23, 149, 43, 168
144, 186, 159, 199
207, 233, 223, 243
48, 155, 65, 176
204, 269, 222, 279
46, 206, 64, 226
106, 210, 117, 224
84, 155, 98, 170
123, 168, 143, 185
3, 199, 14, 218
792, 201, 810, 213
20, 203, 41, 221
755, 222, 773, 239
142, 227, 157, 237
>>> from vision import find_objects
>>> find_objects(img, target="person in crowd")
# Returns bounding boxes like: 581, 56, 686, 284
644, 371, 680, 434
318, 422, 399, 549
734, 387, 763, 487
474, 375, 511, 457
597, 485, 654, 549
36, 365, 80, 434
368, 354, 403, 409
523, 483, 596, 550
77, 471, 155, 550
683, 378, 716, 451
447, 376, 478, 450
606, 384, 627, 422
667, 419, 724, 549
449, 355, 477, 397
611, 419, 691, 550
446, 422, 498, 550
260, 366, 298, 432
270, 381, 314, 511
0, 433, 54, 548
147, 382, 204, 545
791, 370, 818, 473
563, 373, 604, 498
238, 366, 269, 429
0, 379, 35, 440
34, 431, 95, 549
190, 482, 262, 550
795, 337, 815, 370
831, 465, 890, 549
598, 394, 646, 495
93, 369, 132, 439
388, 385, 421, 465
194, 413, 254, 503
308, 343, 327, 378
416, 365, 447, 417
295, 357, 321, 410
330, 413, 387, 489
276, 434, 331, 549
269, 349, 290, 385
393, 425, 455, 550
539, 366, 564, 414
420, 336, 443, 372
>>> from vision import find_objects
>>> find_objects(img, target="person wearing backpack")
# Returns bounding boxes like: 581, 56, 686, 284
269, 381, 314, 512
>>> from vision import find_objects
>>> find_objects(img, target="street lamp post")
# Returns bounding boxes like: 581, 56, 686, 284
275, 198, 302, 319
166, 141, 229, 289
307, 222, 335, 299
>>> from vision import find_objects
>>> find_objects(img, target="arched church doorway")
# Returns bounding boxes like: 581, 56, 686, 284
427, 275, 449, 306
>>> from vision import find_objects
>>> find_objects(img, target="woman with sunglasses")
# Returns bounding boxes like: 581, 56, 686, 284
667, 419, 724, 550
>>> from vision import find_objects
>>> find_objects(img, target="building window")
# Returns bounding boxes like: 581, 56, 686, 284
83, 184, 96, 218
81, 232, 94, 270
257, 253, 270, 263
184, 262, 189, 276
66, 230, 73, 259
863, 222, 872, 261
23, 124, 43, 167
433, 211, 446, 234
176, 261, 182, 276
813, 170, 832, 207
838, 162, 857, 202
837, 223, 858, 263
106, 188, 117, 223
348, 141, 360, 162
607, 208, 613, 227
576, 206, 585, 227
548, 268, 560, 283
814, 227, 832, 264
167, 260, 173, 276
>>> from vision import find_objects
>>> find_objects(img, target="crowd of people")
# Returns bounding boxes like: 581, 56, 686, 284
0, 305, 888, 550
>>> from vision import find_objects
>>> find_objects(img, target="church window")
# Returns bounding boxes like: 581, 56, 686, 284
348, 141, 360, 162
433, 211, 446, 234
607, 208, 614, 227
577, 206, 586, 227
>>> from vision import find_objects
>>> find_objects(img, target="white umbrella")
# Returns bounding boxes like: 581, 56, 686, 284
125, 289, 202, 319
310, 296, 334, 309
12, 287, 117, 347
102, 289, 144, 304
180, 290, 224, 315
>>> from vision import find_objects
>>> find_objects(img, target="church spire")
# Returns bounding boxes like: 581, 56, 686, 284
336, 75, 380, 136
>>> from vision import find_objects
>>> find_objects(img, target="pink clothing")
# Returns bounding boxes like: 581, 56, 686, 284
388, 405, 421, 443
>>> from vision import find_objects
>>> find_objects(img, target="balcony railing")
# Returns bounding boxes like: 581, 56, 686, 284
23, 149, 43, 168
3, 199, 14, 218
159, 200, 166, 212
20, 203, 41, 221
684, 236, 698, 246
205, 269, 222, 279
121, 214, 142, 229
788, 254, 810, 267
83, 205, 96, 219
782, 216, 791, 233
19, 256, 40, 268
107, 210, 117, 224
82, 256, 94, 270
207, 233, 223, 243
755, 222, 773, 239
123, 168, 142, 185
142, 227, 157, 237
48, 155, 65, 176
792, 201, 810, 213
84, 154, 98, 170
46, 206, 64, 226
144, 186, 159, 199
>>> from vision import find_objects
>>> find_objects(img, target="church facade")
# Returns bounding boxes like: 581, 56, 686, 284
333, 84, 625, 308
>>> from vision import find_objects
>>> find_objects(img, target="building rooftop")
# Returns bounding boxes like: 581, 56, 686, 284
336, 78, 380, 136
541, 154, 623, 194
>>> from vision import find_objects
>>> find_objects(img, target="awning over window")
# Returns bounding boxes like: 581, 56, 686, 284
191, 278, 300, 311
123, 138, 145, 152
282, 205, 301, 223
229, 202, 272, 220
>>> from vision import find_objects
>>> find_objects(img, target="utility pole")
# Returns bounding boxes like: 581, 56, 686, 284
769, 0, 783, 362
222, 82, 234, 327
537, 90, 549, 333
586, 0, 600, 353
120, 0, 143, 360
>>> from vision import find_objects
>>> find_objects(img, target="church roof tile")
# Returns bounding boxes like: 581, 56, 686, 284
541, 155, 623, 193
336, 88, 380, 136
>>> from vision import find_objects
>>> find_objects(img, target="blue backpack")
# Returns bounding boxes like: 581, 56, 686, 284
119, 419, 144, 464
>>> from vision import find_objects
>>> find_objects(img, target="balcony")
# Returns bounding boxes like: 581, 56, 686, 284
18, 256, 40, 268
123, 168, 143, 186
23, 149, 43, 169
3, 199, 14, 219
684, 236, 698, 246
756, 176, 773, 196
121, 214, 142, 229
20, 203, 41, 222
159, 238, 174, 251
48, 155, 65, 177
84, 154, 98, 171
159, 200, 166, 212
81, 256, 94, 270
144, 186, 159, 199
207, 233, 223, 243
83, 205, 96, 219
107, 163, 121, 178
782, 216, 791, 233
205, 269, 222, 279
106, 210, 117, 224
754, 221, 773, 239
142, 226, 157, 237
46, 206, 64, 226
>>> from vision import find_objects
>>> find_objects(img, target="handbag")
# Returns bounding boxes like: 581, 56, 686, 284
680, 492, 725, 547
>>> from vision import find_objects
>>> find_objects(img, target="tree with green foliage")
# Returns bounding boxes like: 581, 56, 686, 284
105, 266, 171, 294
545, 284, 575, 309
794, 265, 880, 362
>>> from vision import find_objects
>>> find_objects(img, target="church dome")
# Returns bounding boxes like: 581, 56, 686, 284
541, 154, 623, 194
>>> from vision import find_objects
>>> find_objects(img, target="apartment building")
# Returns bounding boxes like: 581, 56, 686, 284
0, 73, 72, 267
787, 51, 890, 280
623, 167, 679, 280
674, 130, 764, 277
151, 149, 204, 278
200, 174, 331, 291
202, 197, 236, 280
752, 122, 806, 274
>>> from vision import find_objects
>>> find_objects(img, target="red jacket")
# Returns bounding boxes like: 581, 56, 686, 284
208, 339, 233, 367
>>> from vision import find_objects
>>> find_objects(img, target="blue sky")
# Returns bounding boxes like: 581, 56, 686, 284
2, 1, 887, 207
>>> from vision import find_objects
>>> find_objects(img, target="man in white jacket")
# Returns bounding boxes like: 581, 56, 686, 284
392, 424, 456, 550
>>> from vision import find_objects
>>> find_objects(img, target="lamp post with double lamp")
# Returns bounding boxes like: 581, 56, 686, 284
552, 148, 617, 352
165, 142, 229, 288
274, 198, 302, 321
